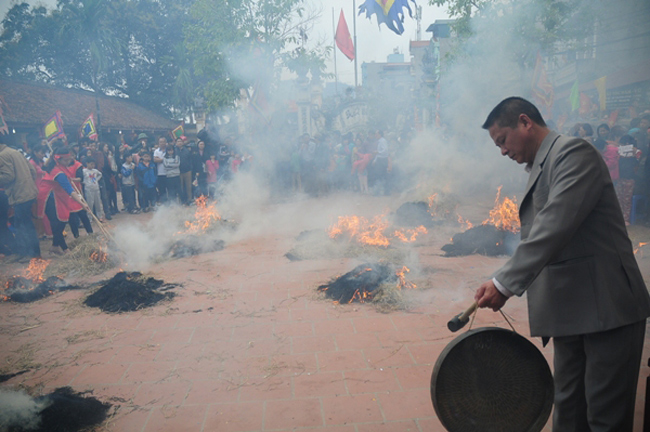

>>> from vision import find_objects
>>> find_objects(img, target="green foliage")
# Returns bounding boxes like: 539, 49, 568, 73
429, 0, 596, 69
0, 0, 328, 115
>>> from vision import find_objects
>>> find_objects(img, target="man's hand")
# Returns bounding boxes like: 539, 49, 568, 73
475, 280, 508, 311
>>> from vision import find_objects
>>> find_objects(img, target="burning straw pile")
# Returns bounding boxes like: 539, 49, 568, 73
44, 234, 121, 278
442, 187, 521, 257
84, 271, 179, 313
317, 263, 417, 310
0, 387, 111, 432
160, 196, 232, 260
2, 259, 82, 303
286, 213, 428, 262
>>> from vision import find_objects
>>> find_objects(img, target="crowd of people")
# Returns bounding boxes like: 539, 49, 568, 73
1, 111, 649, 261
280, 129, 399, 197
0, 129, 252, 259
565, 114, 650, 225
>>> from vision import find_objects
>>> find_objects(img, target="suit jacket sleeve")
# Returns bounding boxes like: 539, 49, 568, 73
494, 140, 606, 296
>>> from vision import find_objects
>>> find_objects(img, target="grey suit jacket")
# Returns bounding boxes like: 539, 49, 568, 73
494, 132, 650, 337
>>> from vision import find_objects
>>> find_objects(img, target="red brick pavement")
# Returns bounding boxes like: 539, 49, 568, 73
1, 195, 650, 432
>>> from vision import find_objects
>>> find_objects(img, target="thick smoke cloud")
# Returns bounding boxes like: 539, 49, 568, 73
0, 389, 49, 431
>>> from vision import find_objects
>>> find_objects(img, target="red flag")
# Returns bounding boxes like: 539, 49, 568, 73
335, 10, 355, 61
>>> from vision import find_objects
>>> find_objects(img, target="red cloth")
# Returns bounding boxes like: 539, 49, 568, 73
206, 160, 219, 183
335, 10, 355, 60
61, 160, 83, 212
352, 153, 372, 174
602, 143, 619, 181
37, 166, 76, 222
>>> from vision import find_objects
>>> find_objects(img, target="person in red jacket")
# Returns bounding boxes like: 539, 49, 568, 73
37, 147, 90, 254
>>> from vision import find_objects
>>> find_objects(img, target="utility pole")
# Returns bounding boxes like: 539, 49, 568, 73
353, 0, 358, 88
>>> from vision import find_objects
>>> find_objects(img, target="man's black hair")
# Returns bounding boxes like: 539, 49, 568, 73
482, 97, 546, 130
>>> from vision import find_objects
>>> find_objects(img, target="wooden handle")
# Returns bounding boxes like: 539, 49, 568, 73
458, 302, 478, 323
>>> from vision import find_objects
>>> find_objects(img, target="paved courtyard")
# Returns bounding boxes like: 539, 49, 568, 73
2, 193, 650, 431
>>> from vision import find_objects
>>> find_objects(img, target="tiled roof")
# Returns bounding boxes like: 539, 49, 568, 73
0, 79, 176, 132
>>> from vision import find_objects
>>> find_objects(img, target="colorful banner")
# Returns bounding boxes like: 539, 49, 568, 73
44, 110, 65, 143
171, 123, 185, 140
335, 10, 355, 61
79, 113, 98, 140
531, 53, 554, 115
594, 76, 607, 111
569, 80, 580, 112
359, 0, 416, 35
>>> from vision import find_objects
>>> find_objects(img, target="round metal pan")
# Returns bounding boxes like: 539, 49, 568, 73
431, 327, 553, 432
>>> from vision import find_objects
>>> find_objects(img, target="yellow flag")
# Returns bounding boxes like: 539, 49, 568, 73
594, 76, 607, 111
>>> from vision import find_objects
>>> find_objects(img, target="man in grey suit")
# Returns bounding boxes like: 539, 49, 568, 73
475, 97, 650, 431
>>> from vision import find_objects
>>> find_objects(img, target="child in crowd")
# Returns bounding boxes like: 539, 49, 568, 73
163, 146, 181, 203
121, 154, 139, 214
136, 152, 157, 212
82, 158, 105, 221
205, 153, 219, 198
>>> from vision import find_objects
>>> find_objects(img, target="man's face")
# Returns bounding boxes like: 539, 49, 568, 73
598, 126, 609, 139
488, 118, 534, 165
158, 138, 167, 148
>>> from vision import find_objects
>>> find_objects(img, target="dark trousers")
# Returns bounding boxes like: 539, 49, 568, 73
157, 175, 168, 203
99, 177, 111, 219
166, 176, 181, 203
553, 320, 646, 432
14, 199, 41, 257
142, 187, 157, 208
69, 210, 93, 238
45, 195, 67, 250
180, 171, 192, 204
122, 185, 136, 211
137, 184, 145, 209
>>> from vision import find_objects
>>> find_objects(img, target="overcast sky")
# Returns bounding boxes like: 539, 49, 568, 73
0, 0, 450, 85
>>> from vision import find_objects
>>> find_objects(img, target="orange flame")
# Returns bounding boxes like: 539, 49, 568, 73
90, 248, 109, 263
634, 242, 648, 255
396, 266, 416, 290
482, 186, 520, 233
184, 196, 221, 234
457, 214, 474, 231
328, 215, 391, 247
393, 226, 428, 243
329, 214, 428, 247
427, 193, 438, 217
23, 258, 50, 283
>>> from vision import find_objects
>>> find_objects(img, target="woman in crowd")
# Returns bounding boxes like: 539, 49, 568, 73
163, 145, 181, 202
101, 142, 119, 214
37, 146, 90, 254
192, 140, 209, 198
593, 123, 610, 152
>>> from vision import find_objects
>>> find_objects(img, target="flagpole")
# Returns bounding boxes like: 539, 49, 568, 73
353, 0, 358, 87
332, 8, 339, 95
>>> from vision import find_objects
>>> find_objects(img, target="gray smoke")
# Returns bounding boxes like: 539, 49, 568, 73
0, 389, 50, 432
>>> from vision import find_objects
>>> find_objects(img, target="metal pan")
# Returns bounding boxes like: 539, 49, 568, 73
431, 327, 553, 432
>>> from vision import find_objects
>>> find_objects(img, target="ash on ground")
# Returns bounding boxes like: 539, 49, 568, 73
84, 271, 179, 313
167, 236, 225, 259
317, 262, 417, 311
0, 387, 111, 432
3, 276, 82, 303
441, 224, 521, 257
